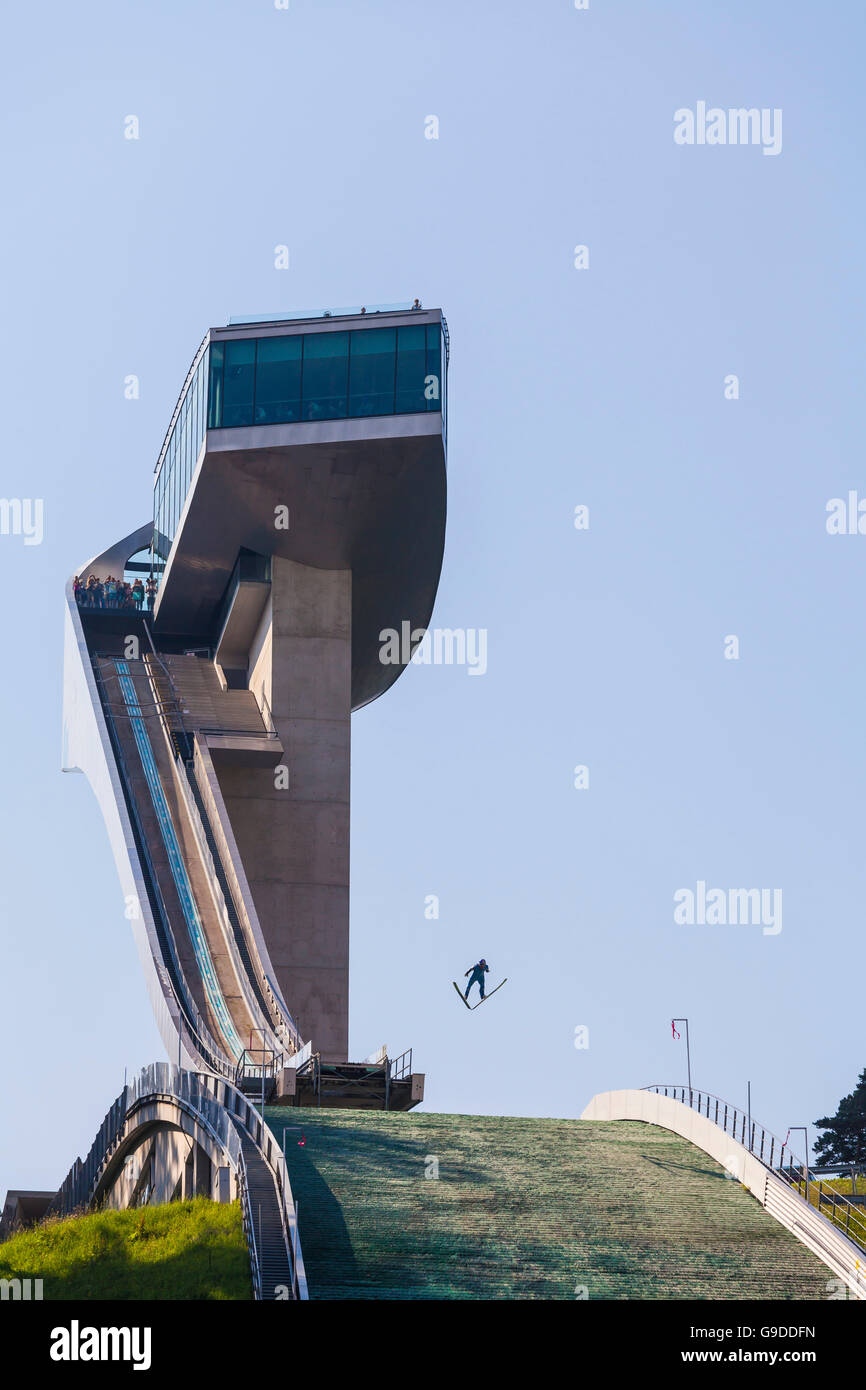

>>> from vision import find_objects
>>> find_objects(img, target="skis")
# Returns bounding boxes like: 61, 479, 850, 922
453, 978, 508, 1010
452, 981, 472, 1009
471, 977, 508, 1009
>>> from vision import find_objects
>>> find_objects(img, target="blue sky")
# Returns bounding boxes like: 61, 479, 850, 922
1, 0, 864, 1190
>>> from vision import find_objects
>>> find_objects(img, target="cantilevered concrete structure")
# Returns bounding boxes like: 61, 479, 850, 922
63, 305, 447, 1106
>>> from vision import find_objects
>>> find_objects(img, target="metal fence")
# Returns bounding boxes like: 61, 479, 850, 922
645, 1083, 866, 1254
51, 1064, 307, 1300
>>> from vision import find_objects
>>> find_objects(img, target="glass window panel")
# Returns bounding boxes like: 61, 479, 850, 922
223, 339, 255, 428
194, 361, 203, 452
172, 435, 180, 534
181, 410, 188, 495
207, 342, 224, 429
168, 439, 176, 523
254, 336, 302, 424
425, 325, 441, 411
302, 332, 348, 421
395, 325, 427, 413
348, 328, 396, 417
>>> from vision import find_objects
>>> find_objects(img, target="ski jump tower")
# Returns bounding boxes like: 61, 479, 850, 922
63, 305, 447, 1108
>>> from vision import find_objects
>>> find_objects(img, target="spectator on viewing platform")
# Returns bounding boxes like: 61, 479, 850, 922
75, 573, 146, 610
146, 575, 157, 611
411, 297, 422, 310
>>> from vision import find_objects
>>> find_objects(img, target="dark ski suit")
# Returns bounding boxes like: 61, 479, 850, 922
464, 961, 489, 1001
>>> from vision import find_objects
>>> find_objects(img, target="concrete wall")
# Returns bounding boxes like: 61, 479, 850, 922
217, 557, 351, 1060
248, 594, 273, 711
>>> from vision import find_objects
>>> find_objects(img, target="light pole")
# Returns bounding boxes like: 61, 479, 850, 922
672, 1018, 692, 1105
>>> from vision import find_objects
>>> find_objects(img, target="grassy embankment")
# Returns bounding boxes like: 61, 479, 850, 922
0, 1197, 251, 1300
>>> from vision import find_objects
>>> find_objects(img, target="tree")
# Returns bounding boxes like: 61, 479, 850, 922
814, 1068, 866, 1193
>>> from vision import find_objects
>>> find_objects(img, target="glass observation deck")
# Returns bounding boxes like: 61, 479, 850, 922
153, 310, 446, 564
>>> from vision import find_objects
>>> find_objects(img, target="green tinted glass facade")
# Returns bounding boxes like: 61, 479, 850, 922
205, 323, 442, 430
155, 321, 444, 560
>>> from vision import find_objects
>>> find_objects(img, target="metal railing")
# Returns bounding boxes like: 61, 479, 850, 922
227, 302, 416, 327
645, 1084, 866, 1254
52, 1064, 307, 1299
140, 641, 301, 1060
196, 724, 277, 741
236, 1147, 262, 1300
390, 1048, 413, 1082
114, 657, 246, 1062
76, 592, 153, 612
189, 746, 302, 1057
143, 652, 289, 1064
91, 658, 234, 1080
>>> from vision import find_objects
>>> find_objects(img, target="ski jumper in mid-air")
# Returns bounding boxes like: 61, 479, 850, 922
464, 959, 489, 1002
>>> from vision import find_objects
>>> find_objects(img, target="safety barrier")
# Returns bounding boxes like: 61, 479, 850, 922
52, 1064, 307, 1300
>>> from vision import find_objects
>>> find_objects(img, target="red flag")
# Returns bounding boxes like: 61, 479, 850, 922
671, 1020, 680, 1040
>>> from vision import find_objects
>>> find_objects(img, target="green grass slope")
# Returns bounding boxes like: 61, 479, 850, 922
267, 1110, 832, 1300
0, 1197, 251, 1301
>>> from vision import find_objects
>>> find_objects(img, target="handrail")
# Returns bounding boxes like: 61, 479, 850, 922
236, 1147, 262, 1300
390, 1048, 413, 1081
113, 659, 245, 1062
52, 1064, 307, 1299
141, 652, 289, 1066
189, 741, 303, 1057
196, 725, 278, 741
119, 630, 301, 1061
644, 1083, 866, 1254
91, 659, 233, 1079
235, 1048, 278, 1085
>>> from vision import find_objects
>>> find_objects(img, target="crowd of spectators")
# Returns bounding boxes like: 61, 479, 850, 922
74, 573, 158, 611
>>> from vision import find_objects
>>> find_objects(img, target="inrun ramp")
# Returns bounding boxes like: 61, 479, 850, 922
265, 1109, 832, 1300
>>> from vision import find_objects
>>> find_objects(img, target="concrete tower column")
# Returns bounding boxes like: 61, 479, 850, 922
220, 557, 352, 1061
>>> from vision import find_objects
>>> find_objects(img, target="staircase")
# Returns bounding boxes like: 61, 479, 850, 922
151, 654, 267, 736
239, 1134, 293, 1300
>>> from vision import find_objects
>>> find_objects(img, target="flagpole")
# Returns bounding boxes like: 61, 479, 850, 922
672, 1018, 692, 1105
